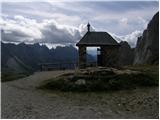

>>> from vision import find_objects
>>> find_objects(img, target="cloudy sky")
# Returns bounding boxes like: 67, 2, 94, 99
0, 0, 159, 48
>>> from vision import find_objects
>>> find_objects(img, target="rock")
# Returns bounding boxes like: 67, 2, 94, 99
118, 41, 134, 66
113, 69, 140, 75
75, 79, 86, 85
134, 12, 159, 65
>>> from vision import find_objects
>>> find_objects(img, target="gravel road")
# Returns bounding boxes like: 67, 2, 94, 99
1, 70, 159, 119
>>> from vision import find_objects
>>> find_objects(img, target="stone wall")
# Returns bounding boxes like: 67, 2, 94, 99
117, 41, 134, 66
78, 45, 120, 68
78, 46, 86, 68
101, 46, 119, 67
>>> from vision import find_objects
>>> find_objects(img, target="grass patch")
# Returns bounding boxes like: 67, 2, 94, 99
1, 72, 31, 82
38, 65, 159, 92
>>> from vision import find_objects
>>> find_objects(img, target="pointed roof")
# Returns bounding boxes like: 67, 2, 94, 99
76, 31, 119, 46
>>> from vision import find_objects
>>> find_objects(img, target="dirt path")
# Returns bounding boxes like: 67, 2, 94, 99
1, 70, 159, 119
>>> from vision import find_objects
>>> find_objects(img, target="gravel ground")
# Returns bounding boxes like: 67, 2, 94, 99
1, 70, 159, 119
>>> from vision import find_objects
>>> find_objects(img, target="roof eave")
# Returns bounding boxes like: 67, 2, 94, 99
76, 43, 120, 47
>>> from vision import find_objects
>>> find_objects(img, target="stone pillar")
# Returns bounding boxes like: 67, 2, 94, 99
78, 46, 86, 69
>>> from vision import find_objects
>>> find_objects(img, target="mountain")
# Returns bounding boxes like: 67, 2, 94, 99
1, 43, 32, 74
134, 12, 159, 65
1, 42, 95, 74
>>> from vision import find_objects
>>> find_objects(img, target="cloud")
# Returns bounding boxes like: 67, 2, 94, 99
122, 30, 142, 47
1, 16, 42, 43
39, 20, 82, 43
120, 18, 128, 26
1, 15, 142, 48
2, 1, 158, 36
111, 30, 142, 48
0, 15, 88, 44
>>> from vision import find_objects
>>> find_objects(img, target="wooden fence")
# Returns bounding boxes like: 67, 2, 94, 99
38, 62, 78, 71
38, 61, 97, 71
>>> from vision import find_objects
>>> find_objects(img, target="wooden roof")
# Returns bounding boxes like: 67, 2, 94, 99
76, 32, 119, 46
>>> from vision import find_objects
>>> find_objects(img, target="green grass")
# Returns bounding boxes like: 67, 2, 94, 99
38, 65, 159, 92
124, 65, 159, 84
1, 72, 31, 82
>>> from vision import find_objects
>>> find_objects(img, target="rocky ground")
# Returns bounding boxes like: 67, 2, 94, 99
1, 70, 159, 119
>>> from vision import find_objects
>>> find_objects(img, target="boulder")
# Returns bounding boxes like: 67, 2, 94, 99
75, 79, 86, 85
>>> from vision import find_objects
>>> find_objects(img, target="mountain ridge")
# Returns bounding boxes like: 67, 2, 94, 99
1, 42, 95, 74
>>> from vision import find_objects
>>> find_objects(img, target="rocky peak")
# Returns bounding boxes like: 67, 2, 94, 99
134, 12, 159, 65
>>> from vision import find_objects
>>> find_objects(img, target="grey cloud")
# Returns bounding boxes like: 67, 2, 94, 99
0, 15, 144, 48
111, 30, 142, 48
2, 1, 158, 36
0, 16, 83, 44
